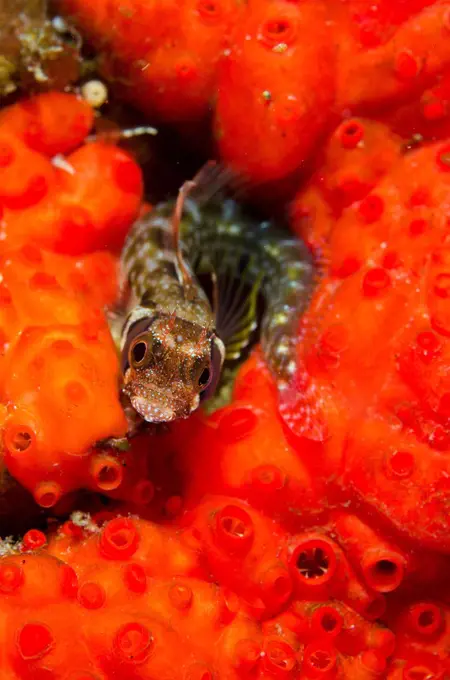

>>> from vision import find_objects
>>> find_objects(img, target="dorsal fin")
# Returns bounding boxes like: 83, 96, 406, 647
185, 160, 241, 206
170, 161, 243, 294
171, 177, 198, 291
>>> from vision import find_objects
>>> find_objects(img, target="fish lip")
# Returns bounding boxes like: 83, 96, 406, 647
126, 387, 200, 424
130, 396, 177, 423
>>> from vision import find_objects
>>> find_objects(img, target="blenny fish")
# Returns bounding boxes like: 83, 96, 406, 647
112, 163, 316, 432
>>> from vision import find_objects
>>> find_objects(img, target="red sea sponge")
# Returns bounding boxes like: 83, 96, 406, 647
0, 92, 148, 505
260, 600, 395, 679
0, 513, 398, 678
0, 246, 117, 337
51, 0, 450, 190
165, 354, 327, 532
181, 496, 294, 617
293, 118, 403, 236
386, 599, 450, 678
54, 142, 144, 253
290, 535, 387, 622
57, 0, 243, 124
0, 93, 92, 220
0, 132, 56, 211
49, 516, 202, 579
3, 24, 450, 678
215, 0, 336, 185
0, 92, 143, 255
336, 1, 450, 115
0, 332, 171, 507
0, 322, 128, 505
0, 92, 94, 157
2, 139, 143, 255
321, 141, 450, 278
2, 321, 124, 444
379, 70, 450, 142
283, 134, 450, 551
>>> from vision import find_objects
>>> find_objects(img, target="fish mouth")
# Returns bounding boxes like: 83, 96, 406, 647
131, 396, 177, 423
126, 381, 200, 423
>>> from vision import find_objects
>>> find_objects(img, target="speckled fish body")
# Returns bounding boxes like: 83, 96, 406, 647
118, 192, 315, 424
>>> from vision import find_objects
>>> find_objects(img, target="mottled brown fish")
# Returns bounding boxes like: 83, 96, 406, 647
112, 163, 316, 430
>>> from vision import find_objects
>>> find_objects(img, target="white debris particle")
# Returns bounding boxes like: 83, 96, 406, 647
52, 154, 75, 175
81, 79, 109, 108
0, 536, 18, 556
70, 511, 101, 534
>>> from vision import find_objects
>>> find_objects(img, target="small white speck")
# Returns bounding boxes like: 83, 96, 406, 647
52, 16, 68, 31
52, 155, 75, 175
288, 260, 308, 269
287, 363, 296, 375
227, 224, 241, 235
70, 511, 101, 534
273, 42, 288, 54
81, 80, 109, 108
273, 313, 289, 326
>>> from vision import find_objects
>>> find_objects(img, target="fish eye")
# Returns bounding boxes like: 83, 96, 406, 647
131, 340, 148, 366
198, 366, 211, 390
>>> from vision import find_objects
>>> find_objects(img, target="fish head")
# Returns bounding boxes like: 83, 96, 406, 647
121, 314, 224, 423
